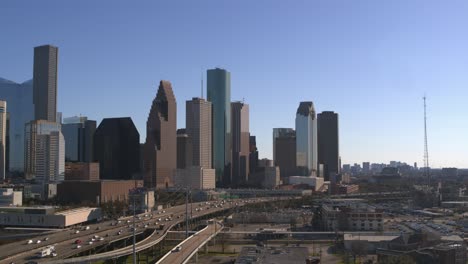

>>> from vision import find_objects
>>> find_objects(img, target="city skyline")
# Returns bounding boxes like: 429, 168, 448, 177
2, 1, 468, 168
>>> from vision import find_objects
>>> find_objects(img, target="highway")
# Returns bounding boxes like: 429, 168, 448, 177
156, 220, 222, 264
0, 197, 281, 264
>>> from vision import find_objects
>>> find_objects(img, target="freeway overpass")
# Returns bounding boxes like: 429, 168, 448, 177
0, 197, 288, 264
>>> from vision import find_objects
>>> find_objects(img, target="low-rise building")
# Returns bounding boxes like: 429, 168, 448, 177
0, 188, 22, 206
129, 188, 155, 213
65, 162, 99, 181
320, 199, 384, 231
289, 176, 324, 191
0, 206, 101, 228
174, 166, 215, 190
57, 180, 143, 205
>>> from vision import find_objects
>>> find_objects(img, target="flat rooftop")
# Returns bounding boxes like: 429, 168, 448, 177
235, 246, 309, 264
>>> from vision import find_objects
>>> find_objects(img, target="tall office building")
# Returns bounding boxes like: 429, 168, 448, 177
317, 111, 339, 180
24, 120, 65, 197
207, 68, 231, 187
273, 128, 295, 164
93, 117, 140, 180
33, 45, 58, 122
0, 101, 6, 179
274, 129, 296, 181
176, 129, 192, 169
62, 116, 96, 162
249, 136, 259, 174
143, 81, 177, 189
186, 98, 212, 169
296, 102, 318, 176
0, 78, 34, 173
231, 101, 250, 186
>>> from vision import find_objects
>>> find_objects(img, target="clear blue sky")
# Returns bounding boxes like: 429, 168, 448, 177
2, 0, 468, 168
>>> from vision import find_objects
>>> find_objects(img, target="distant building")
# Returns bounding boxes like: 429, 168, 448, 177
62, 116, 96, 162
129, 189, 155, 213
231, 101, 250, 186
371, 167, 402, 184
186, 98, 212, 169
33, 45, 58, 122
442, 168, 458, 178
289, 176, 324, 191
143, 81, 177, 189
0, 101, 5, 180
64, 162, 99, 181
274, 129, 296, 182
176, 130, 192, 169
317, 111, 339, 180
24, 120, 65, 198
249, 136, 259, 174
93, 117, 140, 180
362, 162, 370, 173
262, 166, 280, 189
0, 188, 22, 206
272, 128, 294, 164
258, 159, 273, 168
296, 102, 318, 176
320, 200, 384, 231
57, 179, 143, 205
0, 78, 34, 173
0, 206, 101, 228
207, 68, 231, 187
175, 166, 215, 190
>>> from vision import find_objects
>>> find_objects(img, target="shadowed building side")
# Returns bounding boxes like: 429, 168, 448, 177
93, 117, 140, 180
143, 80, 177, 189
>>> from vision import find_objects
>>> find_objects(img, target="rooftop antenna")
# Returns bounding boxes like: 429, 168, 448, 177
423, 95, 430, 183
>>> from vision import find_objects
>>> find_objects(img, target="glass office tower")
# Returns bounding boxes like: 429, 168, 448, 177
207, 68, 231, 187
295, 102, 318, 176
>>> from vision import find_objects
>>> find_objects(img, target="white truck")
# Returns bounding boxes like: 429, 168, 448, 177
37, 245, 56, 258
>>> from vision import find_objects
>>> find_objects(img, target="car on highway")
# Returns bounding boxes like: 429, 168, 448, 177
75, 245, 82, 249
88, 241, 93, 245
75, 230, 80, 234
75, 239, 82, 244
44, 237, 49, 241
99, 237, 104, 241
51, 252, 57, 257
84, 226, 90, 230
27, 240, 33, 244
172, 246, 182, 252
36, 240, 41, 244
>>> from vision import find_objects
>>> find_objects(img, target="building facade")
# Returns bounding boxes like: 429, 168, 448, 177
317, 111, 339, 180
272, 128, 294, 164
231, 101, 250, 186
0, 78, 34, 173
33, 45, 58, 122
207, 68, 231, 187
186, 98, 212, 169
176, 130, 193, 169
64, 162, 99, 181
93, 117, 140, 180
0, 101, 6, 179
24, 120, 65, 198
295, 102, 318, 176
274, 129, 296, 181
62, 116, 96, 162
143, 81, 177, 188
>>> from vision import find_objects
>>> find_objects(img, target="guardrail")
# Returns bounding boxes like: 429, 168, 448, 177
181, 222, 223, 264
155, 224, 210, 264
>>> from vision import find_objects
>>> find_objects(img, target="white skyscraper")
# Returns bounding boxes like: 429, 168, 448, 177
295, 102, 318, 176
0, 100, 6, 179
24, 120, 65, 198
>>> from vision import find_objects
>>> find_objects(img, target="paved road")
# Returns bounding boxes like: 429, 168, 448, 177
1, 197, 283, 264
157, 221, 222, 264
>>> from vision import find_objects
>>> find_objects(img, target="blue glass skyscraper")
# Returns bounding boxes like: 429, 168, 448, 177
207, 68, 231, 187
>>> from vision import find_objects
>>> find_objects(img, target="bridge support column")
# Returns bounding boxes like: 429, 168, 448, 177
195, 251, 198, 262
204, 244, 208, 254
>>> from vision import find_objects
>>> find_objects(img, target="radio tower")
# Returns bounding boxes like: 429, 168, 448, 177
423, 96, 430, 182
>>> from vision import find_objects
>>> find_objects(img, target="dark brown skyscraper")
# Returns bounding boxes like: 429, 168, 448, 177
231, 101, 249, 186
143, 80, 177, 189
176, 129, 193, 169
93, 117, 140, 180
33, 45, 58, 122
274, 129, 296, 182
318, 111, 339, 181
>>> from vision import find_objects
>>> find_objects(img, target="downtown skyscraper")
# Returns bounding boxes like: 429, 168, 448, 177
186, 97, 212, 169
318, 111, 340, 180
33, 45, 58, 122
231, 101, 250, 186
143, 81, 177, 189
0, 101, 6, 179
207, 68, 231, 187
62, 116, 96, 162
296, 102, 318, 176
